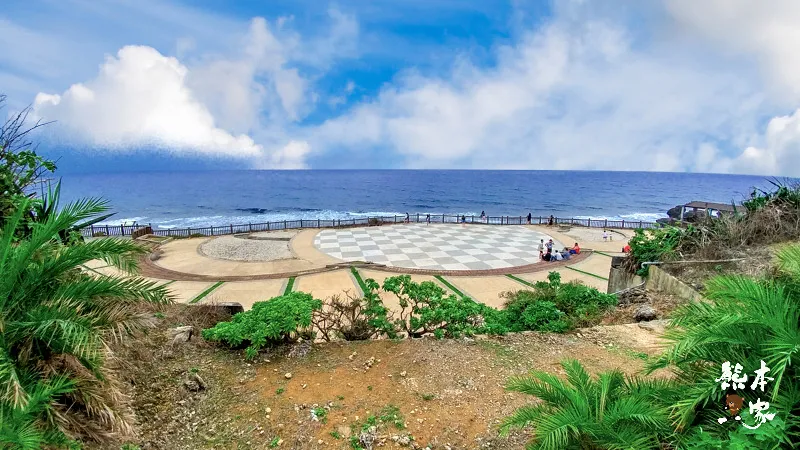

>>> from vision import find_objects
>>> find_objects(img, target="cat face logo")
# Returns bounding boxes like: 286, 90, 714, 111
725, 394, 744, 416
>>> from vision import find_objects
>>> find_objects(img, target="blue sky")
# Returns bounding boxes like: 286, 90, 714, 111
2, 0, 800, 175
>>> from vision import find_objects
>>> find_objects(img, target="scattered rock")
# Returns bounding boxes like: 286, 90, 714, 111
617, 287, 649, 306
638, 319, 669, 332
348, 352, 357, 360
400, 371, 407, 377
284, 372, 293, 379
633, 305, 658, 322
288, 340, 312, 358
183, 373, 206, 392
168, 326, 194, 344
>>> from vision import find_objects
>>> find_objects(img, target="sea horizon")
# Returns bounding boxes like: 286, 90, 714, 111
55, 170, 788, 230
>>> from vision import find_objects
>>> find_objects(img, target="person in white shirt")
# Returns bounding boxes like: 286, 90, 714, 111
538, 239, 545, 259
553, 251, 563, 261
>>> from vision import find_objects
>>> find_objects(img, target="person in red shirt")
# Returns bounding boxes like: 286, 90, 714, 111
623, 244, 631, 253
570, 243, 580, 254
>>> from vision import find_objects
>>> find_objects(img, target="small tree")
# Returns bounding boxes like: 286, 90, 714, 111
0, 94, 56, 229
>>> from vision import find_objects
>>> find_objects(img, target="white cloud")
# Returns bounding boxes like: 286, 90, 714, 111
663, 0, 800, 175
34, 45, 263, 158
309, 10, 764, 171
725, 109, 800, 176
29, 9, 359, 168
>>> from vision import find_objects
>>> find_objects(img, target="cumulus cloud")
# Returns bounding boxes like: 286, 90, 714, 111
31, 10, 358, 168
34, 46, 263, 158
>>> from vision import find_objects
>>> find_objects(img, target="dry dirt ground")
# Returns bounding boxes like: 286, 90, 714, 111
105, 304, 673, 450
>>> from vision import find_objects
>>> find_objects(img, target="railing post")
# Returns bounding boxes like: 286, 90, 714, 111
442, 214, 445, 223
284, 220, 287, 230
90, 225, 95, 236
105, 225, 109, 235
604, 219, 608, 228
622, 220, 625, 228
318, 219, 320, 228
639, 220, 642, 228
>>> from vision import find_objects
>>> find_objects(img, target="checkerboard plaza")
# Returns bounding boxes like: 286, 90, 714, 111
313, 224, 563, 271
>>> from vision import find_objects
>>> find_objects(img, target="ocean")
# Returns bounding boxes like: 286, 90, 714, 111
55, 170, 778, 229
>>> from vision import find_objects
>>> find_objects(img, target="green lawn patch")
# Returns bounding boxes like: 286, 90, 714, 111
564, 266, 608, 281
283, 277, 296, 295
434, 275, 468, 298
350, 267, 368, 293
506, 274, 536, 288
189, 281, 224, 304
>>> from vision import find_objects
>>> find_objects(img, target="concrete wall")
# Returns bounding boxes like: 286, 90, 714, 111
645, 265, 702, 301
607, 267, 643, 294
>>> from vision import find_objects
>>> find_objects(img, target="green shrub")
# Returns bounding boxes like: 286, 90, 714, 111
499, 271, 616, 332
202, 292, 322, 359
313, 279, 396, 341
382, 275, 499, 338
627, 226, 684, 275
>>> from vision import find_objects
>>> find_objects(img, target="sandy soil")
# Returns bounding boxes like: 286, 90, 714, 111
113, 305, 673, 450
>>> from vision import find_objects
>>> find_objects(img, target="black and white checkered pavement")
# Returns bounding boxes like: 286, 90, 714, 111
313, 224, 561, 271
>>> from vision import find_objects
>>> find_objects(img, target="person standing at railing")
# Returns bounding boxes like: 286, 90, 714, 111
527, 212, 532, 224
405, 212, 410, 224
426, 214, 430, 225
548, 215, 555, 226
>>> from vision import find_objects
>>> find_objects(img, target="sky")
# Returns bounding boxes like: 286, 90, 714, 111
2, 0, 800, 175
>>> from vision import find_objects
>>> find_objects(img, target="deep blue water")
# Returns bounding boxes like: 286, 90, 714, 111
54, 170, 778, 229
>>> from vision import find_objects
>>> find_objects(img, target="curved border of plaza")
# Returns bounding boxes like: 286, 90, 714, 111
137, 248, 593, 281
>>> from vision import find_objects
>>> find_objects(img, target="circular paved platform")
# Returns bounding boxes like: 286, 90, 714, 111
313, 224, 563, 271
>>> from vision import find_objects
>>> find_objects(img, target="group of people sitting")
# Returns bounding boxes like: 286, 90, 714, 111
538, 239, 580, 262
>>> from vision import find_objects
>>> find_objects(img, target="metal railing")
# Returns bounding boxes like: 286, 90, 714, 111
82, 214, 658, 238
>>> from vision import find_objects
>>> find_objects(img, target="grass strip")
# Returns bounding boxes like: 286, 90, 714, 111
564, 266, 609, 281
506, 274, 537, 289
283, 277, 296, 295
434, 275, 469, 298
594, 251, 615, 258
189, 281, 224, 304
350, 267, 368, 293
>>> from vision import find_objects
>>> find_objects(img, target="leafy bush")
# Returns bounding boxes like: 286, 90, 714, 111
313, 279, 396, 341
626, 226, 684, 275
202, 292, 322, 359
382, 275, 499, 338
499, 272, 616, 331
502, 359, 677, 449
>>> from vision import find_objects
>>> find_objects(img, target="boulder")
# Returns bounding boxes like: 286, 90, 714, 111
168, 326, 194, 344
666, 206, 683, 219
633, 305, 658, 322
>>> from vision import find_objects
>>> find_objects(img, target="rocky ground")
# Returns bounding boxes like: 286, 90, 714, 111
103, 302, 674, 450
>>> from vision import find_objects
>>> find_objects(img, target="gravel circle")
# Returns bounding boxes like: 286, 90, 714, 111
199, 235, 294, 261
